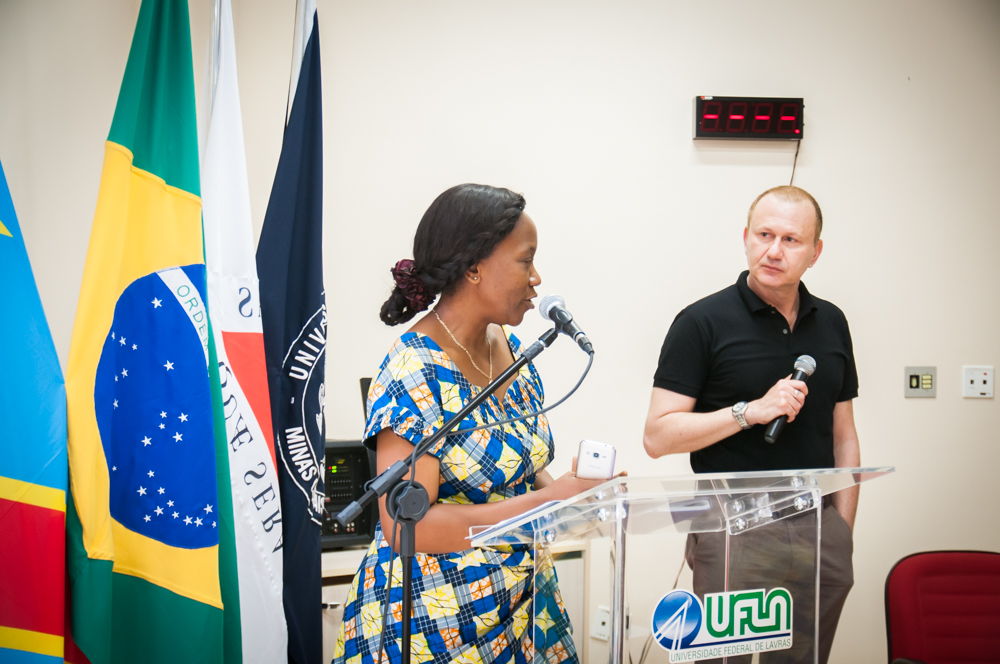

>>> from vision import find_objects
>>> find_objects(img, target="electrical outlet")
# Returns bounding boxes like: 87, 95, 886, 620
904, 366, 936, 398
592, 605, 610, 641
962, 366, 994, 398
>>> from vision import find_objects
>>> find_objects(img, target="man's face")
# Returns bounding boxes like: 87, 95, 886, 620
743, 195, 823, 291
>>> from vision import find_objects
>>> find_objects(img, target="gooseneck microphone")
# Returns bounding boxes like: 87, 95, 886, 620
764, 354, 817, 444
539, 294, 594, 355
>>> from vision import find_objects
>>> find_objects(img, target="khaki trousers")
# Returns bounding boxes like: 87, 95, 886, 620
684, 504, 854, 664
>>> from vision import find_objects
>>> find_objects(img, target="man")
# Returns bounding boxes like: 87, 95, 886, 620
643, 185, 860, 664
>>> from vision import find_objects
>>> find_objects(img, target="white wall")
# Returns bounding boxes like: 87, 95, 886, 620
2, 1, 998, 661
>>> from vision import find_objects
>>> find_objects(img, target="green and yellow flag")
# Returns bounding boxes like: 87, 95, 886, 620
65, 1, 233, 661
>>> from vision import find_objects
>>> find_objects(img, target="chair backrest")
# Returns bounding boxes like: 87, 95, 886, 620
360, 377, 377, 473
359, 377, 372, 420
885, 550, 1000, 663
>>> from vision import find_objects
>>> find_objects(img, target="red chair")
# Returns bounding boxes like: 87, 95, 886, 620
885, 550, 1000, 664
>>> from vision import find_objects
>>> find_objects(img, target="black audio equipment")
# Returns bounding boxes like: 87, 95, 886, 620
321, 439, 377, 550
320, 378, 379, 550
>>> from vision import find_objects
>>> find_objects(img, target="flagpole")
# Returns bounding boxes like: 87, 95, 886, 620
285, 0, 315, 126
211, 0, 221, 111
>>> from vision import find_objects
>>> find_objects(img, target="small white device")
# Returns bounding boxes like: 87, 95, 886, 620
575, 439, 616, 480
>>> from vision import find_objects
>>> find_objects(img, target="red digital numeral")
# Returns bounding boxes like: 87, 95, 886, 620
752, 103, 772, 133
702, 101, 722, 132
726, 102, 747, 132
777, 103, 798, 133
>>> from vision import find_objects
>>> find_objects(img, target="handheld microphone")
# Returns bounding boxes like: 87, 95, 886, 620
539, 294, 594, 354
764, 354, 816, 444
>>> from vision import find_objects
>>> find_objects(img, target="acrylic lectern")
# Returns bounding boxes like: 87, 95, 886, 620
471, 467, 894, 664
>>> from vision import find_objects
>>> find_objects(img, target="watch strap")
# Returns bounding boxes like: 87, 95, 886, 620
733, 402, 751, 430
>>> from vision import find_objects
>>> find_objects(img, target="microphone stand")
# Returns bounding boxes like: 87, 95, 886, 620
336, 326, 560, 664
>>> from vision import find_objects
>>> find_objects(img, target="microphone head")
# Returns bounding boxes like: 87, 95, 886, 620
538, 294, 565, 322
794, 355, 817, 376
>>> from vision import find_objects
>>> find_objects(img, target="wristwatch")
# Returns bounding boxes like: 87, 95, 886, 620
732, 401, 752, 430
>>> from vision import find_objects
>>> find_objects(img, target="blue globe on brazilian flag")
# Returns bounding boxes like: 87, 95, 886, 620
94, 266, 218, 550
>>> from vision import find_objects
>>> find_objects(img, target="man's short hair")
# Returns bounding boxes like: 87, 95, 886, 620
747, 185, 823, 243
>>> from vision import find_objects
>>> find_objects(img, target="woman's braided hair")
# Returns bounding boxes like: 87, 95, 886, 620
380, 184, 526, 326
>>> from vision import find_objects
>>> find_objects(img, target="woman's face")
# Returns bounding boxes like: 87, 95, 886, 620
473, 213, 541, 326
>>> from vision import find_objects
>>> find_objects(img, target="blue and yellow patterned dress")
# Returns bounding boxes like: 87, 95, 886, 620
332, 329, 577, 664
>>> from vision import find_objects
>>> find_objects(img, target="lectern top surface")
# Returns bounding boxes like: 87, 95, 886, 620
469, 466, 894, 547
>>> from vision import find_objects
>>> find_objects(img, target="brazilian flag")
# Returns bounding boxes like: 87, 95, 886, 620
65, 1, 235, 662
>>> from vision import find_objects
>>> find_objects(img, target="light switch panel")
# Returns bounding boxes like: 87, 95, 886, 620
962, 366, 994, 398
904, 366, 936, 398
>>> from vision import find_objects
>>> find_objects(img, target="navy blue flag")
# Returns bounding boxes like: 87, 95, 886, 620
256, 4, 325, 664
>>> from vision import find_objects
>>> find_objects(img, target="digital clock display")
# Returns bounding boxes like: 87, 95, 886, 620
694, 96, 803, 140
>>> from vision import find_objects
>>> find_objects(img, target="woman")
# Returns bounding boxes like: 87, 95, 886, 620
332, 184, 606, 664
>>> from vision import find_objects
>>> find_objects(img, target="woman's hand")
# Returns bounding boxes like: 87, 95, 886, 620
532, 469, 555, 490
540, 457, 626, 502
541, 469, 603, 501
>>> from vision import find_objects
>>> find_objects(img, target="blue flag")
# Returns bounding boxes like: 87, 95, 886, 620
0, 156, 68, 663
256, 3, 325, 663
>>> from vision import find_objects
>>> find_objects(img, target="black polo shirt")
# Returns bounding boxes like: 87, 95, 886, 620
653, 271, 858, 473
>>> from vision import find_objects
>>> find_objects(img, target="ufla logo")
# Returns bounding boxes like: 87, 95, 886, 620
651, 588, 793, 662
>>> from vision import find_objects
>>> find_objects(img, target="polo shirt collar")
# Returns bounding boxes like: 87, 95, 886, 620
736, 270, 819, 321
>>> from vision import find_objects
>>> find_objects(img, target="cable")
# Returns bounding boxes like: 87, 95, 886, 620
387, 330, 588, 502
384, 423, 425, 664
671, 555, 685, 589
447, 351, 594, 436
399, 350, 594, 564
789, 139, 801, 186
383, 348, 593, 661
636, 555, 688, 664
376, 511, 401, 664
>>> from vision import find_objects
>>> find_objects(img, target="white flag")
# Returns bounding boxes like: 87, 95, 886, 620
202, 0, 288, 660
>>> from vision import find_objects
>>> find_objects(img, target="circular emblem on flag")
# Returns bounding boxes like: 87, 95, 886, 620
93, 265, 219, 549
278, 303, 327, 524
651, 589, 703, 650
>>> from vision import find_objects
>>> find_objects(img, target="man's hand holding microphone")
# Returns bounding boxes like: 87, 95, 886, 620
744, 355, 816, 443
745, 375, 808, 425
